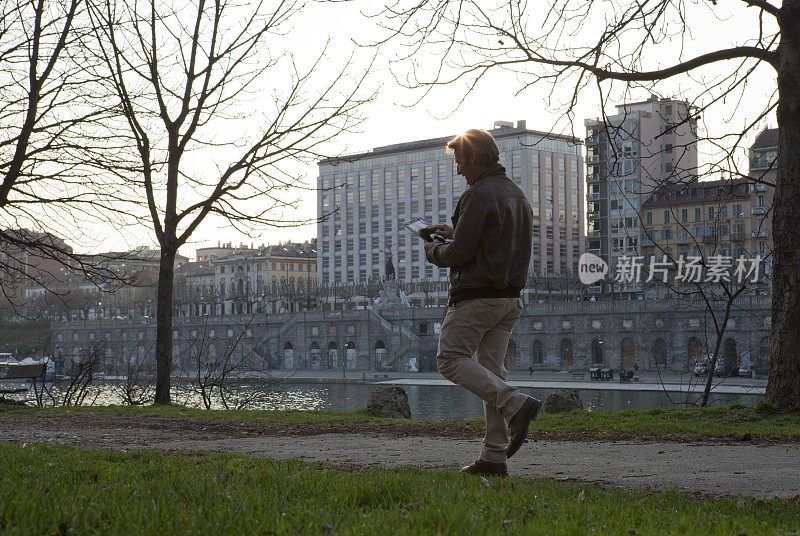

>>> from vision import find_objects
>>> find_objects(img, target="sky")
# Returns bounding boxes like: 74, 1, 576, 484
73, 0, 778, 260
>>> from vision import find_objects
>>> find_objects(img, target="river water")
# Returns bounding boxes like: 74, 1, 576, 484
26, 381, 763, 419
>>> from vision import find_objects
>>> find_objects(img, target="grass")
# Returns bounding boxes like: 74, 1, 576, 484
4, 403, 800, 442
1, 443, 798, 535
531, 404, 800, 442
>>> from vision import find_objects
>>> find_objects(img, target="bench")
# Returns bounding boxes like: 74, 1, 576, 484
0, 362, 46, 394
619, 370, 640, 383
373, 374, 389, 380
589, 367, 614, 381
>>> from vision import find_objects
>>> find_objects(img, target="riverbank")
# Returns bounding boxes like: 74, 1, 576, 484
266, 368, 767, 396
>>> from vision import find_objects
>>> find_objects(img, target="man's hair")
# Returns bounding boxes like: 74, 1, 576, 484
446, 129, 500, 166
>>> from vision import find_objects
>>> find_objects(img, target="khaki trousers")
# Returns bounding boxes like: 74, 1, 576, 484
437, 297, 528, 463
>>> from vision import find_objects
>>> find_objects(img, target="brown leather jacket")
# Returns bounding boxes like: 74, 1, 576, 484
424, 163, 533, 303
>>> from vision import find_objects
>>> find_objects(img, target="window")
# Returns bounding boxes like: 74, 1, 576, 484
663, 210, 671, 224
681, 209, 688, 223
664, 143, 673, 153
623, 159, 634, 174
695, 207, 701, 221
646, 212, 653, 226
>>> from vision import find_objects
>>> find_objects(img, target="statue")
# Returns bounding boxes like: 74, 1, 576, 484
385, 255, 396, 281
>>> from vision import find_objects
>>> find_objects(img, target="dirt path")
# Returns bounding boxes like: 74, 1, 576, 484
2, 411, 798, 499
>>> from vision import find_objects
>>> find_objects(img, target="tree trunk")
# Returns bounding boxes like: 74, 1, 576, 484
766, 1, 800, 411
154, 244, 177, 405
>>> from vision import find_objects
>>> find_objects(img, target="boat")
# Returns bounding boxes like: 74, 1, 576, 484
0, 354, 53, 395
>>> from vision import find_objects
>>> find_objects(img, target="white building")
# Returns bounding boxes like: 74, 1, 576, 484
178, 240, 317, 316
317, 120, 585, 288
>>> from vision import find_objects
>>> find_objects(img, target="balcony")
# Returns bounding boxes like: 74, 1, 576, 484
702, 235, 718, 244
751, 206, 767, 215
730, 232, 746, 241
585, 155, 603, 164
750, 158, 776, 172
641, 236, 654, 246
587, 192, 601, 201
588, 229, 601, 239
752, 229, 767, 238
677, 235, 691, 244
753, 182, 767, 192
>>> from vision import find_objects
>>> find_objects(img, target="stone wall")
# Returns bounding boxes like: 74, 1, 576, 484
50, 296, 771, 373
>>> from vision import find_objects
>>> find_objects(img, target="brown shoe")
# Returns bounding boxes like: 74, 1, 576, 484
460, 459, 508, 477
506, 397, 542, 459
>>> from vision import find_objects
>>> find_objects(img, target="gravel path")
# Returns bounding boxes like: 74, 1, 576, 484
2, 411, 798, 499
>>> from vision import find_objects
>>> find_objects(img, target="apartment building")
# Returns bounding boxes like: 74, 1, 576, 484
638, 128, 775, 295
748, 127, 776, 251
317, 120, 585, 287
585, 95, 698, 297
641, 178, 755, 257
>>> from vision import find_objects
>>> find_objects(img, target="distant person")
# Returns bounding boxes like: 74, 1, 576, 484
420, 128, 541, 478
589, 295, 597, 302
528, 364, 534, 377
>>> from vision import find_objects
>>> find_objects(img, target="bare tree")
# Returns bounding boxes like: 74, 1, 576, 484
88, 0, 374, 403
0, 0, 143, 319
34, 344, 102, 407
634, 176, 771, 406
376, 0, 798, 411
176, 316, 274, 410
104, 341, 156, 406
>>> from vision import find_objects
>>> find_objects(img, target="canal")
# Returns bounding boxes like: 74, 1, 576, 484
61, 381, 764, 419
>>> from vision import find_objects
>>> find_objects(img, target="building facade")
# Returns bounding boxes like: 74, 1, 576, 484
637, 128, 776, 297
176, 240, 318, 317
747, 127, 776, 259
50, 295, 772, 375
317, 120, 585, 287
585, 95, 698, 296
640, 178, 773, 285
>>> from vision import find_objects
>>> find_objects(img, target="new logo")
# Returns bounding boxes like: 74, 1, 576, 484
578, 252, 609, 285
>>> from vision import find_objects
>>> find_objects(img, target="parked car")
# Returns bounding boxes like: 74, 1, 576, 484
714, 361, 739, 377
738, 365, 755, 378
693, 359, 710, 377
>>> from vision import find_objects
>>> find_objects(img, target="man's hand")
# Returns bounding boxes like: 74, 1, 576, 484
420, 223, 454, 240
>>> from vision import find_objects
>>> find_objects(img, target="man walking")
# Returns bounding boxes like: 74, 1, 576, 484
421, 128, 541, 477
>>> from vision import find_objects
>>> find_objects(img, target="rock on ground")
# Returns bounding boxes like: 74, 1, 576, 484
366, 386, 411, 418
543, 388, 585, 413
